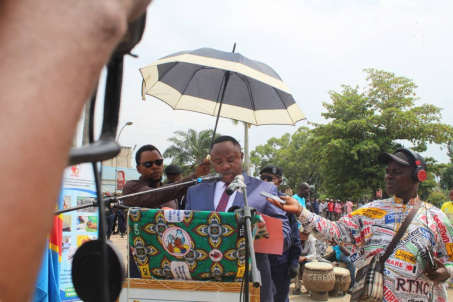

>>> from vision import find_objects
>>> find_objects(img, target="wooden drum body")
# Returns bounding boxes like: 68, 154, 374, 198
302, 262, 335, 301
329, 267, 351, 296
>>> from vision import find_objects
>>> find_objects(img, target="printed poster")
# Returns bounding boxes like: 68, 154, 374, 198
60, 163, 98, 301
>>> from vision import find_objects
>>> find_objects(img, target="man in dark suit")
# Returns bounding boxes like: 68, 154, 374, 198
260, 165, 301, 302
185, 136, 292, 302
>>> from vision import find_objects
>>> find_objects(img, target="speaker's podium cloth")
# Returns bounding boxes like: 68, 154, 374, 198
128, 209, 265, 282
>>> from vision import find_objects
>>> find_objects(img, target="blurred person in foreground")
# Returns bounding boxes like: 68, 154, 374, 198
260, 165, 301, 302
267, 148, 453, 301
0, 0, 152, 300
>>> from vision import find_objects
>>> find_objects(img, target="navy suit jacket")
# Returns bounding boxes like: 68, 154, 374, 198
269, 192, 302, 269
186, 172, 292, 302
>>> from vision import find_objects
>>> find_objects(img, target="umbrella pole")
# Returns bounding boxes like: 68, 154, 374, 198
209, 43, 236, 149
210, 71, 230, 148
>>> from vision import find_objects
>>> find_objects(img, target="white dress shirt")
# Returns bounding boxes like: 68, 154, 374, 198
213, 181, 238, 211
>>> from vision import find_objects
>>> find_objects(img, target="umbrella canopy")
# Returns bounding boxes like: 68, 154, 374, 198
140, 48, 305, 126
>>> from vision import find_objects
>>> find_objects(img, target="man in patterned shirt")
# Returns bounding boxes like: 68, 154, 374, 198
267, 148, 453, 301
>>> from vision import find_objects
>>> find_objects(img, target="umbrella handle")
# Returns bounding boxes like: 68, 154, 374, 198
210, 71, 231, 148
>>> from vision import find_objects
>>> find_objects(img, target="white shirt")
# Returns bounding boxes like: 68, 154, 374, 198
319, 203, 325, 212
213, 181, 238, 211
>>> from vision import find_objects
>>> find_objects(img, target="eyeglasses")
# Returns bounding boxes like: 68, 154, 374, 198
139, 159, 164, 168
260, 175, 280, 182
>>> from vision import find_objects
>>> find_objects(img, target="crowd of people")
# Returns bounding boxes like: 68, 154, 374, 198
303, 197, 365, 221
114, 138, 453, 302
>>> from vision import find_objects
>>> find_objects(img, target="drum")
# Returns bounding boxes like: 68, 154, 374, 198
329, 267, 351, 297
302, 262, 335, 301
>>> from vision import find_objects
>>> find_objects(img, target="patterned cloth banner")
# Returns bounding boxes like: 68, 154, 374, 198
129, 209, 264, 282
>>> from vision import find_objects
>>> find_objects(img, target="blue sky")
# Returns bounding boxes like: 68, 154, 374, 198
76, 0, 453, 165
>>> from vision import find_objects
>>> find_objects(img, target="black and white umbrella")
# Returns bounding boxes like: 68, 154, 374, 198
140, 47, 305, 137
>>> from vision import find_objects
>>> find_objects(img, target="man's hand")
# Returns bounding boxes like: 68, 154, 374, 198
194, 160, 212, 177
424, 257, 451, 282
287, 266, 298, 278
299, 256, 307, 263
267, 195, 303, 217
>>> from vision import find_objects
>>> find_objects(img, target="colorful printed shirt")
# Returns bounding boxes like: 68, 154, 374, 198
441, 201, 453, 225
299, 196, 453, 301
314, 238, 328, 260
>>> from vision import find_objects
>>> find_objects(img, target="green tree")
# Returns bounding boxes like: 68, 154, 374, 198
447, 141, 453, 164
310, 69, 453, 200
163, 129, 221, 170
250, 127, 320, 191
427, 190, 448, 209
440, 165, 453, 191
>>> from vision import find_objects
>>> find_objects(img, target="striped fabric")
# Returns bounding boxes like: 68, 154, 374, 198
33, 195, 63, 302
140, 48, 305, 126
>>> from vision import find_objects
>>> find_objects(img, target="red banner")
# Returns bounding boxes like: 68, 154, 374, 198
117, 171, 125, 190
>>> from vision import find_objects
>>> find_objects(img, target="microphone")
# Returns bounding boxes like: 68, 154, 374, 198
196, 173, 223, 183
228, 206, 243, 213
226, 175, 245, 196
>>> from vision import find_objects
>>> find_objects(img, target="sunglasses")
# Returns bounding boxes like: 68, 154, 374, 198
260, 175, 279, 182
140, 159, 164, 168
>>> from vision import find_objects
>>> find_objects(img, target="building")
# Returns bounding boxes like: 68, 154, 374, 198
101, 166, 140, 195
103, 146, 134, 169
102, 146, 139, 195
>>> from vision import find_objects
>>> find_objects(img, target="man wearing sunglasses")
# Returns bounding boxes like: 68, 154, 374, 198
122, 144, 211, 209
260, 165, 301, 302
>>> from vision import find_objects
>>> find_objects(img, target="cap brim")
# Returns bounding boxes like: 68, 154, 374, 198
377, 152, 410, 166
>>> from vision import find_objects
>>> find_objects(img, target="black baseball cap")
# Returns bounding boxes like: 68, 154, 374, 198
377, 149, 426, 170
165, 164, 183, 175
260, 165, 283, 177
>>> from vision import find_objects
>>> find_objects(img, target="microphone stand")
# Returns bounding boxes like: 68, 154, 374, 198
55, 197, 130, 215
55, 178, 201, 215
239, 185, 261, 302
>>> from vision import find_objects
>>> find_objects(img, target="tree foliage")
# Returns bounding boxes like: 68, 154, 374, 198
250, 127, 320, 190
250, 69, 453, 200
163, 129, 221, 170
440, 165, 453, 191
427, 190, 448, 209
308, 69, 453, 200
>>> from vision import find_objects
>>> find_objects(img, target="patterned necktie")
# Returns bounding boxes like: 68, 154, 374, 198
216, 185, 230, 212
